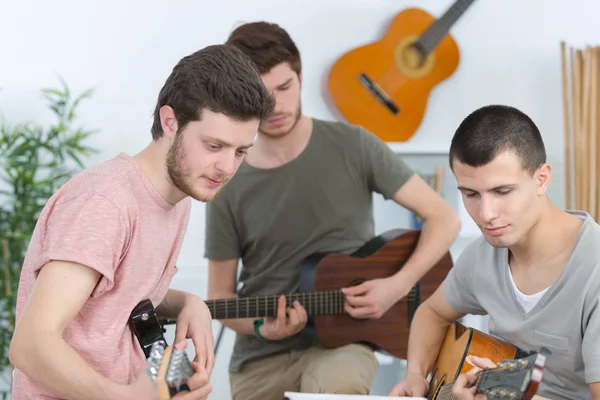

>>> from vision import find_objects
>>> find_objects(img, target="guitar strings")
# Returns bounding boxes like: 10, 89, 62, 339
206, 290, 419, 318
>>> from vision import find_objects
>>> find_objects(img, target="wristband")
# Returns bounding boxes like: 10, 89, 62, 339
253, 318, 266, 340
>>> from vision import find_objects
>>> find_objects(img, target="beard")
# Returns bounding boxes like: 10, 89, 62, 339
165, 132, 225, 203
259, 102, 302, 138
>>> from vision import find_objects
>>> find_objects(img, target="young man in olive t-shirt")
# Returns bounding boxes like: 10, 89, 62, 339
204, 22, 461, 400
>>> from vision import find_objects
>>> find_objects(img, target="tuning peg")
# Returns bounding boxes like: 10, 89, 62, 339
166, 348, 194, 391
146, 341, 166, 382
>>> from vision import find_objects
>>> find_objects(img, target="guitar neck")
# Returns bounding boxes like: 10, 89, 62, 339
205, 290, 346, 319
418, 0, 476, 55
434, 373, 487, 400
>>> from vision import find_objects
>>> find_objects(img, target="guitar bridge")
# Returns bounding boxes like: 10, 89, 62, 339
358, 73, 400, 115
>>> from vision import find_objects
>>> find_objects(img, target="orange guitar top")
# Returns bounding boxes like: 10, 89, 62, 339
328, 0, 475, 143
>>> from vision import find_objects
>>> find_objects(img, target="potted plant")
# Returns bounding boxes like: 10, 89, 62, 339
0, 78, 98, 397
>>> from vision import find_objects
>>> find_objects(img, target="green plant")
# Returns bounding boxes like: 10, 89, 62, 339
0, 78, 98, 391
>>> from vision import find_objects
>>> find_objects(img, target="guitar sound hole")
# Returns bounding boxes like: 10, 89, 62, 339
348, 278, 365, 287
345, 278, 369, 321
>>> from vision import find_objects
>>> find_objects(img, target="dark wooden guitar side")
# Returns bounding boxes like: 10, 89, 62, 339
159, 228, 453, 360
427, 322, 551, 399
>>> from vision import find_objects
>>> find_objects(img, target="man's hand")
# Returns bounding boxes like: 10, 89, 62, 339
174, 294, 215, 376
451, 355, 497, 400
123, 341, 212, 400
452, 356, 550, 400
174, 341, 213, 400
341, 276, 409, 319
260, 296, 307, 340
388, 372, 429, 397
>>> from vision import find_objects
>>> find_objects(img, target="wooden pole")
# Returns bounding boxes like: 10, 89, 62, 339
589, 47, 597, 220
596, 47, 600, 222
561, 42, 600, 222
560, 41, 572, 210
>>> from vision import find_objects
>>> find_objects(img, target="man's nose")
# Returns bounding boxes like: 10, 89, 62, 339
215, 153, 237, 176
479, 195, 499, 223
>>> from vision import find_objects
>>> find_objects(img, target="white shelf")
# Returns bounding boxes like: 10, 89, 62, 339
387, 141, 449, 155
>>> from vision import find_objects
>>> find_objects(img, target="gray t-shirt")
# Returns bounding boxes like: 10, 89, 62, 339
204, 118, 414, 372
444, 210, 600, 400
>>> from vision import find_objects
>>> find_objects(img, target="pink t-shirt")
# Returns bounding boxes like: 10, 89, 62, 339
12, 153, 191, 399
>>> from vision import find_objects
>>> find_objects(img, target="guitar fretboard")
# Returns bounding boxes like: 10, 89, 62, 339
418, 0, 476, 56
205, 290, 346, 319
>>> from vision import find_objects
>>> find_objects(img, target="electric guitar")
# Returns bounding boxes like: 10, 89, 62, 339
328, 0, 477, 143
130, 299, 193, 399
160, 228, 454, 360
427, 322, 551, 399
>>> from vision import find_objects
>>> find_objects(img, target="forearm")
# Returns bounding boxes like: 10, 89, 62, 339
219, 318, 256, 336
207, 286, 256, 336
10, 335, 127, 400
393, 212, 460, 286
156, 289, 190, 319
405, 304, 452, 378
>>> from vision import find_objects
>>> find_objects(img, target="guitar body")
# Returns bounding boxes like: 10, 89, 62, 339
428, 322, 532, 399
328, 7, 460, 143
299, 229, 453, 359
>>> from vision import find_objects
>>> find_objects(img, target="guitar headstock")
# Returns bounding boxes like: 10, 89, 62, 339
473, 347, 551, 400
146, 341, 194, 400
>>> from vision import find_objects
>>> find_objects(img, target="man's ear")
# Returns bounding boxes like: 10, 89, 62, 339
536, 163, 552, 195
159, 105, 179, 140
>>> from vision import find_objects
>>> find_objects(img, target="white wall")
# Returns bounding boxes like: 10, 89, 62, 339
1, 0, 597, 398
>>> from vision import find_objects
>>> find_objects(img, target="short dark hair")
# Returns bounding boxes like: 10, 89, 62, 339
449, 105, 546, 174
151, 44, 275, 140
225, 21, 301, 75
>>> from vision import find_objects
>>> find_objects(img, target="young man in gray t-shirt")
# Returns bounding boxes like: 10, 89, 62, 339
390, 105, 600, 400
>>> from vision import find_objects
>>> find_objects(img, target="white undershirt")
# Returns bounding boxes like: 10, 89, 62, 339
508, 267, 549, 313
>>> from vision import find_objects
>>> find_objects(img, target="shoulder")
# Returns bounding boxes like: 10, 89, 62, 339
570, 211, 600, 275
311, 118, 388, 156
48, 154, 143, 215
576, 213, 600, 297
312, 118, 367, 145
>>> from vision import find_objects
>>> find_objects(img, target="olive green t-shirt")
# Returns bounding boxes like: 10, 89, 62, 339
204, 118, 414, 372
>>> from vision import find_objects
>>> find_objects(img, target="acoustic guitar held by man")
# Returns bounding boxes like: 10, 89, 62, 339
389, 105, 600, 400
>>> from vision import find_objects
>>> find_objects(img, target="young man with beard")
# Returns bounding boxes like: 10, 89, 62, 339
204, 22, 461, 399
389, 105, 600, 400
9, 44, 274, 400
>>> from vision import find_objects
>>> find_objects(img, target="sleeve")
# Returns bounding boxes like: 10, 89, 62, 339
204, 195, 241, 260
443, 241, 487, 316
358, 125, 415, 200
582, 279, 600, 383
32, 191, 129, 297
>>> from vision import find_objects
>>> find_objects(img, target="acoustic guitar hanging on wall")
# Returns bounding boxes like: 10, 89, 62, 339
328, 0, 477, 143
